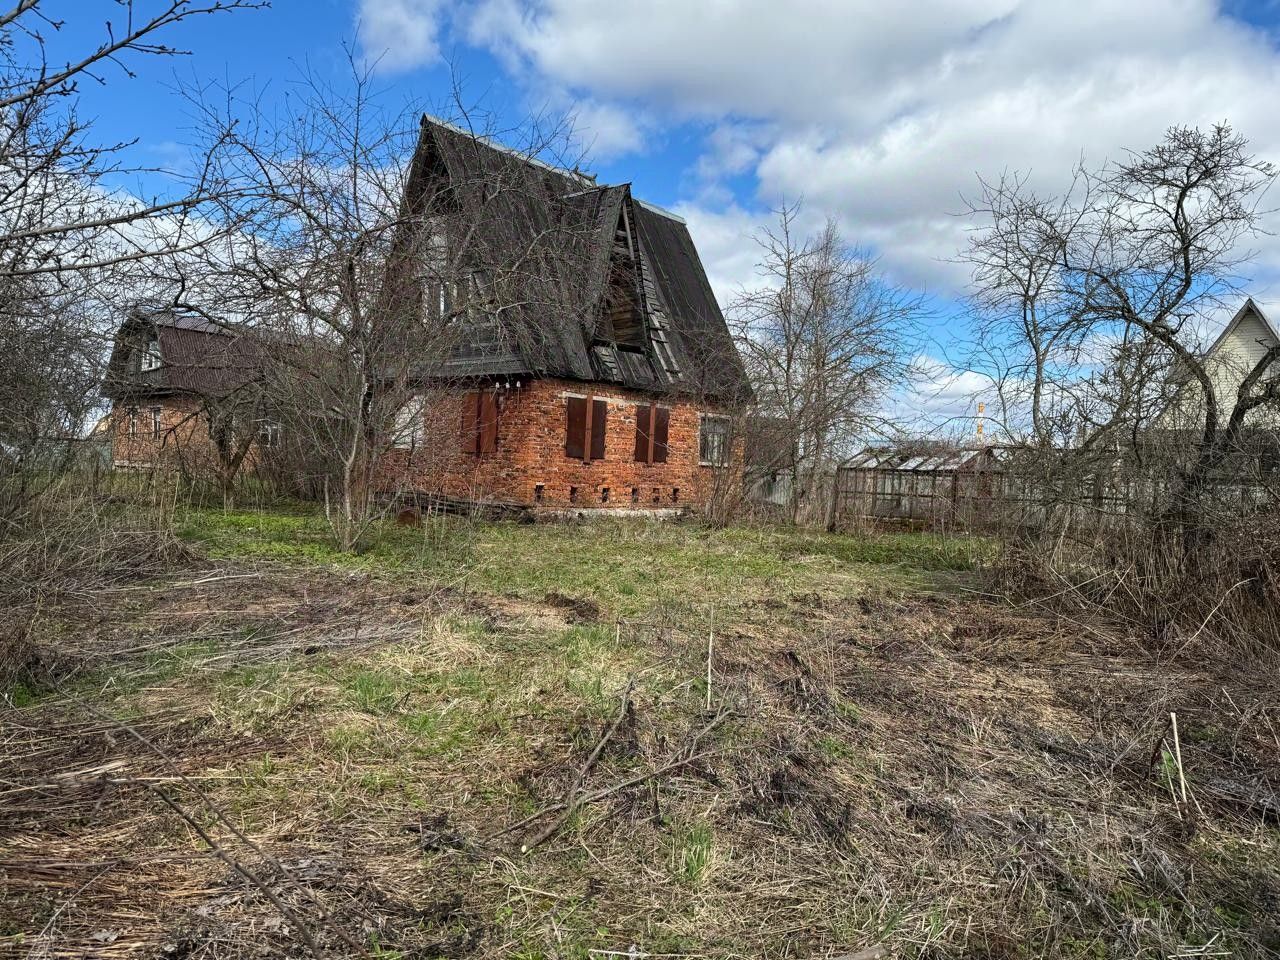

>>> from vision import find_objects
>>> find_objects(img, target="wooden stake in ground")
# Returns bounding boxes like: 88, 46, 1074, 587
1171, 711, 1189, 810
706, 605, 715, 712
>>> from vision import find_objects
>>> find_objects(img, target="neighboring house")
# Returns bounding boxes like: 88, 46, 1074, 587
103, 117, 749, 512
1161, 297, 1280, 432
103, 310, 275, 473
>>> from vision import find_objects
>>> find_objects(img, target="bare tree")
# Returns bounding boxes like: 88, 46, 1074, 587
0, 1, 263, 519
963, 125, 1277, 550
730, 204, 921, 524
179, 60, 599, 549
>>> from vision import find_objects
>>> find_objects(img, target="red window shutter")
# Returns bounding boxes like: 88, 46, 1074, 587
565, 396, 587, 459
461, 391, 480, 454
652, 406, 670, 463
634, 403, 652, 463
590, 398, 607, 461
479, 391, 499, 454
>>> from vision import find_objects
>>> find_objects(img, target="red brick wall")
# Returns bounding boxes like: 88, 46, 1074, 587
112, 379, 738, 511
110, 396, 274, 483
379, 378, 735, 510
110, 395, 211, 469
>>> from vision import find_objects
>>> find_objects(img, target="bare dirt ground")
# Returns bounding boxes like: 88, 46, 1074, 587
2, 520, 1279, 959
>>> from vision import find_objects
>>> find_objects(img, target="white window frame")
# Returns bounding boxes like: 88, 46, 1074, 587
149, 406, 163, 441
258, 420, 281, 448
392, 397, 426, 450
127, 407, 138, 438
140, 337, 161, 372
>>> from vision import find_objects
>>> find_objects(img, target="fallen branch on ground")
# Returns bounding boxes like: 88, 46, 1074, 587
522, 678, 635, 851
495, 702, 734, 850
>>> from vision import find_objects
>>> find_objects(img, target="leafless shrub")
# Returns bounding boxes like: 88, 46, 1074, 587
0, 474, 194, 690
962, 124, 1280, 654
166, 59, 603, 549
730, 203, 922, 525
0, 1, 265, 524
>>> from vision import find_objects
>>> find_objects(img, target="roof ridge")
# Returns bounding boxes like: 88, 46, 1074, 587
635, 198, 686, 225
420, 113, 596, 188
1203, 297, 1280, 358
421, 115, 688, 225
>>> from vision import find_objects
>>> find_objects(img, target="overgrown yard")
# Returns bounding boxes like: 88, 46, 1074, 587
2, 511, 1278, 959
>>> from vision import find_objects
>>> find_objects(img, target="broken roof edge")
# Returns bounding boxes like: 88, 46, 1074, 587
635, 198, 686, 225
419, 114, 688, 226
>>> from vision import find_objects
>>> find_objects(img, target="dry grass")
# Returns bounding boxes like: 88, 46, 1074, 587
1, 519, 1278, 959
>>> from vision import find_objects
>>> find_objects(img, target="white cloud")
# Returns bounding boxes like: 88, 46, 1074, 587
457, 0, 1280, 298
891, 359, 1001, 438
348, 0, 1280, 427
357, 0, 448, 73
565, 99, 646, 161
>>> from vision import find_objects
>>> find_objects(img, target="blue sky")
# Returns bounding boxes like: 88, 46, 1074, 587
36, 0, 1280, 423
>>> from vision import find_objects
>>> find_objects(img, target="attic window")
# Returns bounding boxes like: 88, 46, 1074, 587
140, 337, 161, 372
604, 202, 646, 349
467, 269, 494, 323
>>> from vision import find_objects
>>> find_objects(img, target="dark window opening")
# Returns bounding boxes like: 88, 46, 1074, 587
672, 488, 679, 503
569, 486, 579, 503
699, 416, 730, 466
602, 202, 646, 348
534, 483, 545, 503
601, 487, 610, 503
652, 487, 661, 504
634, 402, 669, 464
630, 486, 639, 503
565, 395, 607, 461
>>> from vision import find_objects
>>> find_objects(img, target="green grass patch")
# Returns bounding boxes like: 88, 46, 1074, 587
176, 506, 984, 621
2, 680, 42, 708
671, 820, 716, 886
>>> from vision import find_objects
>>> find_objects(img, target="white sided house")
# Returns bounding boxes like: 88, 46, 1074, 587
1162, 298, 1280, 432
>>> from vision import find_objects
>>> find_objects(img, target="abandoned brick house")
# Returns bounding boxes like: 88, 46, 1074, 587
103, 117, 749, 512
104, 311, 276, 477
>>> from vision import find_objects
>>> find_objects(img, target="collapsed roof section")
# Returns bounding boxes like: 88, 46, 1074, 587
403, 116, 748, 402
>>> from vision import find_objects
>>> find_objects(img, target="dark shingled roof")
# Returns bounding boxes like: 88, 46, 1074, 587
103, 311, 268, 400
409, 117, 748, 401
105, 120, 749, 404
